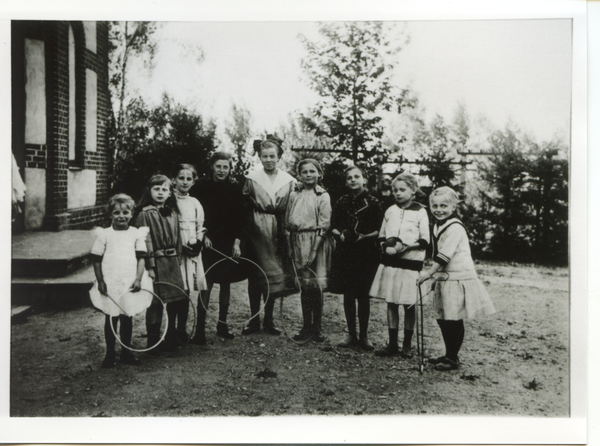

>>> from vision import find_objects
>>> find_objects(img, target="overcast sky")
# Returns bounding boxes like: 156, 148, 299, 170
136, 19, 572, 145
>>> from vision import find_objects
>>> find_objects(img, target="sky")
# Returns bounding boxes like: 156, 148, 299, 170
134, 19, 573, 146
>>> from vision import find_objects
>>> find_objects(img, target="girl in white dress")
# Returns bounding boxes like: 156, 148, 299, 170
90, 194, 153, 368
370, 173, 430, 358
173, 164, 207, 343
418, 187, 496, 371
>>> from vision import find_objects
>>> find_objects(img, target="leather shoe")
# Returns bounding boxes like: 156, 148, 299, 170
263, 325, 281, 336
337, 334, 358, 348
434, 359, 459, 371
374, 344, 399, 357
217, 325, 235, 339
242, 325, 260, 336
358, 337, 374, 351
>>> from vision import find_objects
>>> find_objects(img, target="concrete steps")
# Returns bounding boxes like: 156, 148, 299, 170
11, 230, 96, 308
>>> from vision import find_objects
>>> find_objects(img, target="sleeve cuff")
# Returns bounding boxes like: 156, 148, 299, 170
90, 253, 103, 262
135, 250, 147, 259
433, 253, 450, 266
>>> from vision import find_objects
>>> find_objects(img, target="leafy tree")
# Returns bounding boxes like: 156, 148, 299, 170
479, 127, 534, 261
224, 103, 253, 180
522, 139, 568, 264
108, 21, 158, 161
299, 22, 412, 163
416, 114, 458, 189
112, 95, 217, 200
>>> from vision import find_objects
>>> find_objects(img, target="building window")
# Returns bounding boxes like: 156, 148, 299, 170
68, 25, 76, 161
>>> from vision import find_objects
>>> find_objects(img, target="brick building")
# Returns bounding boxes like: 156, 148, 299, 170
12, 21, 112, 232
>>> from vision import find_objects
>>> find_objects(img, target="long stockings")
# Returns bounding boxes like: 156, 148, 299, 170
104, 315, 134, 360
300, 281, 323, 336
198, 283, 231, 331
437, 319, 465, 361
247, 281, 276, 329
343, 292, 370, 339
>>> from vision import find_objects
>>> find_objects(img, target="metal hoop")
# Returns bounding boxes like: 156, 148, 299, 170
154, 281, 197, 343
197, 255, 270, 329
110, 288, 168, 353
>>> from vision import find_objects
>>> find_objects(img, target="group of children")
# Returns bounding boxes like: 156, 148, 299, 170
90, 164, 208, 367
90, 154, 495, 372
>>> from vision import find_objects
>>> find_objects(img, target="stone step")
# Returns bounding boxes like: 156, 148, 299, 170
12, 230, 94, 278
12, 265, 95, 308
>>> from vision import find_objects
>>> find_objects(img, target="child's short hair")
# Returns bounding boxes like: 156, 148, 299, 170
209, 152, 233, 169
107, 193, 135, 213
297, 158, 323, 178
392, 172, 420, 192
173, 163, 198, 180
429, 186, 460, 207
344, 165, 367, 180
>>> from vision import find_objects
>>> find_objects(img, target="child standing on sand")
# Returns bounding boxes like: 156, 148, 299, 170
418, 186, 496, 371
90, 194, 153, 368
370, 173, 429, 358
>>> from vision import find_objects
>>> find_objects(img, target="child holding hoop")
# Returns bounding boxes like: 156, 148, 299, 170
135, 174, 187, 353
172, 164, 207, 343
285, 159, 333, 342
330, 166, 383, 350
418, 186, 495, 371
370, 173, 430, 358
90, 194, 153, 368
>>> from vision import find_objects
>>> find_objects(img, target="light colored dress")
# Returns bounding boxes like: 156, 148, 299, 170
175, 193, 207, 294
369, 203, 430, 305
243, 168, 295, 293
432, 218, 496, 320
285, 184, 333, 289
89, 226, 154, 317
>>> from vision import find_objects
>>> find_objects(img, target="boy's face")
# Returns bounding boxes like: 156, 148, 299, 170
111, 204, 133, 230
430, 195, 455, 221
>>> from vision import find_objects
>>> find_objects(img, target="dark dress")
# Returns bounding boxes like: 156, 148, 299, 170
194, 177, 247, 284
330, 191, 383, 297
134, 205, 186, 303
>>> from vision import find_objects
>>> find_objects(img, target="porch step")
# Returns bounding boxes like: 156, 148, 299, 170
12, 265, 95, 308
12, 230, 94, 278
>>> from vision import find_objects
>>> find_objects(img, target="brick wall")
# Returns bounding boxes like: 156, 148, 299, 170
17, 21, 112, 231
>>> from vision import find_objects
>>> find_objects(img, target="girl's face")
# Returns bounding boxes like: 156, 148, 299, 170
345, 168, 366, 193
110, 203, 133, 230
392, 180, 415, 207
299, 162, 320, 187
212, 160, 231, 182
150, 181, 172, 207
430, 195, 455, 221
259, 147, 279, 173
174, 169, 195, 195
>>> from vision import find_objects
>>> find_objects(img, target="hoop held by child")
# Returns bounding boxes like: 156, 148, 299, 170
370, 172, 430, 358
89, 194, 153, 367
285, 159, 333, 342
135, 174, 187, 353
242, 134, 295, 335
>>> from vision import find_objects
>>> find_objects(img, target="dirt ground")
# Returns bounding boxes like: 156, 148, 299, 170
10, 261, 569, 417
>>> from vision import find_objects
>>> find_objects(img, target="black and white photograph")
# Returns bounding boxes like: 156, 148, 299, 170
2, 0, 592, 443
